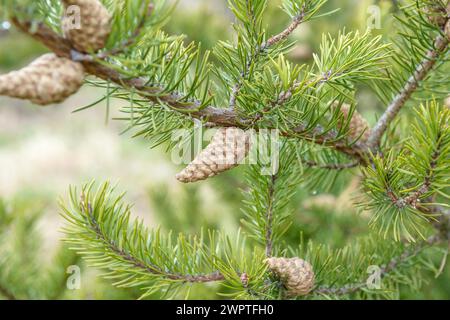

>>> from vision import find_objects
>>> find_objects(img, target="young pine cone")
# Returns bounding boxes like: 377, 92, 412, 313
176, 127, 251, 183
62, 0, 112, 52
0, 54, 84, 105
337, 104, 371, 142
266, 257, 315, 297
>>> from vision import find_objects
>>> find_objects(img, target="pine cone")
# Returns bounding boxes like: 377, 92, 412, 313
0, 53, 84, 105
62, 0, 112, 52
176, 127, 251, 183
266, 257, 315, 297
337, 104, 371, 142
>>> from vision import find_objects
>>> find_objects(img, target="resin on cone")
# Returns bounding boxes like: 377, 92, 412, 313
62, 0, 112, 52
0, 54, 84, 105
266, 257, 315, 297
176, 127, 252, 183
337, 104, 371, 142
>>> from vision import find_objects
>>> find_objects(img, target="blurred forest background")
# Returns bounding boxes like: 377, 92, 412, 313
0, 0, 449, 299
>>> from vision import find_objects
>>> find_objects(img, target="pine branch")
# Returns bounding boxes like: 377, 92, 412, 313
250, 71, 325, 125
362, 102, 449, 241
229, 6, 306, 110
314, 234, 442, 296
242, 142, 302, 258
282, 123, 368, 162
263, 11, 305, 49
10, 18, 370, 163
10, 19, 239, 125
368, 34, 449, 149
88, 211, 224, 284
3, 0, 449, 301
388, 148, 440, 210
60, 182, 233, 299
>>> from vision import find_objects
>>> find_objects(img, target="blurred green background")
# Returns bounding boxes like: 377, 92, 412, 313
0, 0, 448, 300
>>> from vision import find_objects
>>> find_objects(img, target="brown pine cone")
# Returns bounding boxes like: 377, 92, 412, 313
336, 104, 371, 142
266, 257, 315, 297
0, 53, 84, 105
176, 127, 252, 183
62, 0, 112, 52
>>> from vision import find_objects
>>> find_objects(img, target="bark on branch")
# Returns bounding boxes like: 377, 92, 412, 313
229, 8, 306, 110
83, 201, 226, 283
367, 35, 449, 149
11, 18, 368, 163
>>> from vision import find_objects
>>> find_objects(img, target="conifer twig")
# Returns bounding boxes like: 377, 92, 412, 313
367, 35, 449, 149
387, 146, 441, 210
314, 234, 442, 296
10, 19, 240, 125
82, 199, 225, 283
228, 7, 306, 110
4, 1, 449, 301
11, 18, 368, 163
251, 72, 333, 125
262, 10, 306, 49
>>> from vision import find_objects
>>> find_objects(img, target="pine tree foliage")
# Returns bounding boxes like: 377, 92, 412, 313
363, 102, 449, 242
295, 233, 445, 299
0, 0, 449, 300
242, 141, 303, 257
0, 199, 42, 299
61, 182, 226, 299
371, 0, 450, 105
0, 199, 80, 300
